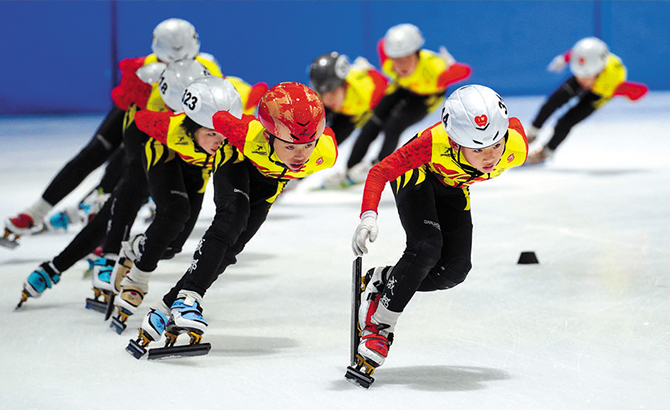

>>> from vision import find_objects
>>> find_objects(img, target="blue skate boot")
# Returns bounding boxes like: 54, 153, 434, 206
126, 301, 169, 359
16, 262, 61, 309
146, 291, 211, 360
85, 254, 116, 313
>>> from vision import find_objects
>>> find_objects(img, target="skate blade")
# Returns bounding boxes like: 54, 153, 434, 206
345, 366, 375, 389
110, 315, 128, 335
147, 342, 211, 360
85, 298, 108, 313
0, 235, 19, 249
15, 291, 29, 310
126, 339, 148, 360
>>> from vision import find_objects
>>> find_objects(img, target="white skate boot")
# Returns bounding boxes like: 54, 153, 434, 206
85, 254, 116, 313
167, 290, 208, 337
126, 301, 170, 359
110, 265, 151, 334
357, 266, 396, 367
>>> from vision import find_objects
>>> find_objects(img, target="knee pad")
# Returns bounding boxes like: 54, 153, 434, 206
430, 257, 472, 290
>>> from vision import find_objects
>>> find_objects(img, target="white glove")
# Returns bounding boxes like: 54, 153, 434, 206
547, 54, 567, 72
439, 46, 455, 67
352, 210, 378, 256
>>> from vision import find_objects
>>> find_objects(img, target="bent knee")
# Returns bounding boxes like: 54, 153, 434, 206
422, 257, 472, 291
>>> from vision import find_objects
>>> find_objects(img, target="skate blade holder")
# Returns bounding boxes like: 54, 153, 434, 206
85, 289, 110, 313
0, 229, 20, 249
345, 354, 376, 389
110, 314, 128, 335
126, 338, 148, 359
109, 305, 132, 335
126, 329, 152, 360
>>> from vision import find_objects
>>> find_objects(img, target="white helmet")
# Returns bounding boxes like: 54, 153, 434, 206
569, 37, 609, 77
441, 85, 509, 149
383, 23, 425, 58
135, 62, 167, 85
181, 76, 243, 129
152, 18, 200, 63
158, 59, 211, 112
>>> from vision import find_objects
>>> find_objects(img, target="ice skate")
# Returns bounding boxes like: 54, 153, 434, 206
85, 255, 116, 313
83, 246, 104, 278
104, 235, 142, 320
126, 302, 169, 359
78, 187, 110, 223
147, 292, 211, 360
1, 213, 41, 249
109, 266, 150, 335
44, 205, 87, 233
107, 235, 147, 329
346, 265, 395, 388
15, 262, 61, 309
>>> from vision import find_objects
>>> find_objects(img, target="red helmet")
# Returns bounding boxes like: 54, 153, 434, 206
258, 82, 326, 144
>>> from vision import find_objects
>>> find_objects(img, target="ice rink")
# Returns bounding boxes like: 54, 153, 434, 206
1, 92, 669, 409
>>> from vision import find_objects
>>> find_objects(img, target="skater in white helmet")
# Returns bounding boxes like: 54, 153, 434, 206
107, 75, 243, 333
1, 18, 208, 249
526, 36, 647, 164
348, 85, 528, 385
341, 23, 472, 186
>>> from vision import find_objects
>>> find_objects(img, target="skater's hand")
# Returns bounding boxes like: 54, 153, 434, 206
547, 54, 567, 72
352, 211, 378, 256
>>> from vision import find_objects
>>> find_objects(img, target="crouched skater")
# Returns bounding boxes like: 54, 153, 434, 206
346, 85, 528, 387
126, 82, 338, 359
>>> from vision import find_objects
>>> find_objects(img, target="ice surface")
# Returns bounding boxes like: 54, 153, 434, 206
1, 93, 669, 409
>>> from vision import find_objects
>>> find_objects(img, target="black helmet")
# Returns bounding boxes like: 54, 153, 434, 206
308, 52, 351, 94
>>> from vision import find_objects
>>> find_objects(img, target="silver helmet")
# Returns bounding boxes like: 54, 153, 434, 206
151, 18, 200, 63
569, 37, 609, 77
441, 85, 509, 149
383, 23, 424, 58
158, 59, 211, 112
181, 76, 243, 129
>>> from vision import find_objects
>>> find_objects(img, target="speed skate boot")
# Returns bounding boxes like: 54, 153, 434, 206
105, 234, 143, 321
126, 301, 169, 359
78, 187, 110, 224
16, 262, 61, 309
109, 265, 150, 334
85, 254, 116, 313
166, 291, 208, 341
2, 199, 53, 249
145, 290, 211, 360
2, 213, 36, 249
347, 266, 398, 387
